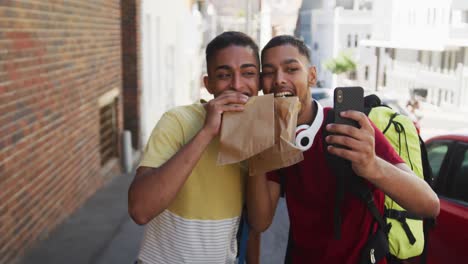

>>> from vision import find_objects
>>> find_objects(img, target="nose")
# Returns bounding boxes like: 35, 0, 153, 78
230, 72, 245, 92
274, 71, 286, 87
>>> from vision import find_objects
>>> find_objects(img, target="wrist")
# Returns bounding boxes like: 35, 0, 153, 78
366, 157, 384, 182
198, 127, 217, 143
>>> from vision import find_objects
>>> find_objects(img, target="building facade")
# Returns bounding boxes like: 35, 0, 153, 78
140, 0, 204, 146
0, 1, 142, 262
297, 1, 373, 88
361, 0, 468, 109
307, 7, 372, 88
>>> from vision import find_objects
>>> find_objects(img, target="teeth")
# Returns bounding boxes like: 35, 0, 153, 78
274, 92, 293, 97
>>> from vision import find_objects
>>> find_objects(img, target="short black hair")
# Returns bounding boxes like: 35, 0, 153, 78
205, 31, 260, 71
261, 35, 311, 63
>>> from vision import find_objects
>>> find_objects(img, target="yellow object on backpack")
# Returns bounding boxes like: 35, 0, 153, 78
369, 106, 425, 260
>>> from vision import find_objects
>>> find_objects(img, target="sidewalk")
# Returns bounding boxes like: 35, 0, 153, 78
19, 169, 289, 264
20, 173, 144, 264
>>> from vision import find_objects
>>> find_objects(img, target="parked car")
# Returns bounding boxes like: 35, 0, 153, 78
311, 87, 333, 107
408, 131, 468, 264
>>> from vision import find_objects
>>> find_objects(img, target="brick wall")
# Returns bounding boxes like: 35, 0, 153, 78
0, 1, 130, 262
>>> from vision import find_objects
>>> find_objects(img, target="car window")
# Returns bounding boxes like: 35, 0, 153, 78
427, 143, 450, 181
312, 92, 329, 101
448, 146, 468, 203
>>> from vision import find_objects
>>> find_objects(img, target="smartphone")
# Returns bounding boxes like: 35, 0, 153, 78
333, 86, 364, 128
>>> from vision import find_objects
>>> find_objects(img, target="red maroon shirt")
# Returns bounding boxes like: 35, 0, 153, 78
267, 108, 404, 264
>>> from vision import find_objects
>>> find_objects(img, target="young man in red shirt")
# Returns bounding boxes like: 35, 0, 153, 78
246, 35, 440, 264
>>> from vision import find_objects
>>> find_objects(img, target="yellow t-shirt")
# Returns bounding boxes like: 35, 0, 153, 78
137, 103, 246, 264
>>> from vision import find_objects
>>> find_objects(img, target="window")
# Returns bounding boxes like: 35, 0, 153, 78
448, 146, 468, 203
347, 34, 352, 48
383, 66, 387, 86
348, 70, 357, 80
427, 8, 431, 24
365, 66, 369, 81
98, 89, 120, 166
463, 10, 468, 23
354, 34, 358, 47
427, 143, 450, 180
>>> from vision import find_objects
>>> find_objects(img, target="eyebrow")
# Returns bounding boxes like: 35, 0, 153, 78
262, 58, 301, 68
215, 65, 231, 71
215, 64, 258, 71
282, 58, 300, 65
240, 63, 258, 69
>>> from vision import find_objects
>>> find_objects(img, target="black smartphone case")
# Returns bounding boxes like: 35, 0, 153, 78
333, 87, 364, 128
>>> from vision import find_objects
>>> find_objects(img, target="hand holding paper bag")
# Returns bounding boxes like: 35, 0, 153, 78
248, 96, 303, 176
217, 94, 275, 165
217, 94, 303, 175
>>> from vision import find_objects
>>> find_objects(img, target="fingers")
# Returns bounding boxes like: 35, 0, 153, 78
219, 104, 245, 112
213, 91, 249, 105
206, 92, 249, 115
341, 111, 373, 132
325, 134, 362, 150
326, 111, 374, 140
326, 110, 375, 164
326, 145, 362, 162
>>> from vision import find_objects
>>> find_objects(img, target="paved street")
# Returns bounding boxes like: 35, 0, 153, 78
418, 103, 468, 140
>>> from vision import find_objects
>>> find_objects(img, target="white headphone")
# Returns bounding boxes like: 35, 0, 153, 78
294, 100, 324, 151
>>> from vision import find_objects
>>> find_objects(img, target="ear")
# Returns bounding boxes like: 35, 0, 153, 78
203, 75, 214, 95
308, 66, 317, 87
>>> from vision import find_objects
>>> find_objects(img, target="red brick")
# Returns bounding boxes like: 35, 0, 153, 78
0, 0, 141, 261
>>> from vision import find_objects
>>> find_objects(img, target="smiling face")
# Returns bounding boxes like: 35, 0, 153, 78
204, 45, 260, 98
261, 44, 316, 122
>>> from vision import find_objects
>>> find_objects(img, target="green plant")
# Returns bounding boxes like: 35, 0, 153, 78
324, 52, 357, 75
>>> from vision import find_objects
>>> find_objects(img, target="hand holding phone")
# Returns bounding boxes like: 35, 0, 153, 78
333, 86, 364, 128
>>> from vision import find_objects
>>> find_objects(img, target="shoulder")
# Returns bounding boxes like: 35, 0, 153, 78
162, 103, 205, 124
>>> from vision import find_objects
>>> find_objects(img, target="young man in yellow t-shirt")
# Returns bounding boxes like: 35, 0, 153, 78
128, 31, 261, 264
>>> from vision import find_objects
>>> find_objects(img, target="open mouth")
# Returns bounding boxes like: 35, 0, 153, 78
274, 91, 294, 98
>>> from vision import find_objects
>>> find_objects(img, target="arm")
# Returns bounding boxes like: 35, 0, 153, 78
246, 229, 261, 264
325, 110, 440, 218
246, 173, 281, 232
128, 92, 249, 225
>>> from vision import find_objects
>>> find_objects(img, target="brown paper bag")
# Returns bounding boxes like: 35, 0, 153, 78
248, 97, 304, 176
217, 94, 275, 166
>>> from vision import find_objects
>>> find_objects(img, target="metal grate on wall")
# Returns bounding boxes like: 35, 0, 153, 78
98, 89, 119, 166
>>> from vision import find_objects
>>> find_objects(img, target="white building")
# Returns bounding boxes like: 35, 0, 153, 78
140, 0, 204, 145
298, 1, 373, 88
361, 0, 468, 109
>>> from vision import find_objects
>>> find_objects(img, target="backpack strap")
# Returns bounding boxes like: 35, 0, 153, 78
384, 209, 421, 245
382, 112, 399, 135
349, 176, 388, 232
418, 135, 436, 264
237, 207, 249, 264
324, 109, 389, 240
322, 110, 346, 239
419, 135, 434, 187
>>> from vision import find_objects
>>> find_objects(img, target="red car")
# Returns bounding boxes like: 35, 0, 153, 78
412, 132, 468, 264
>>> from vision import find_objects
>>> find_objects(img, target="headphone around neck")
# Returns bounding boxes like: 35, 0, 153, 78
295, 100, 324, 151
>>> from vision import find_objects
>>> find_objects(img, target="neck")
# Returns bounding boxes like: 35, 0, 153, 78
297, 99, 316, 126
